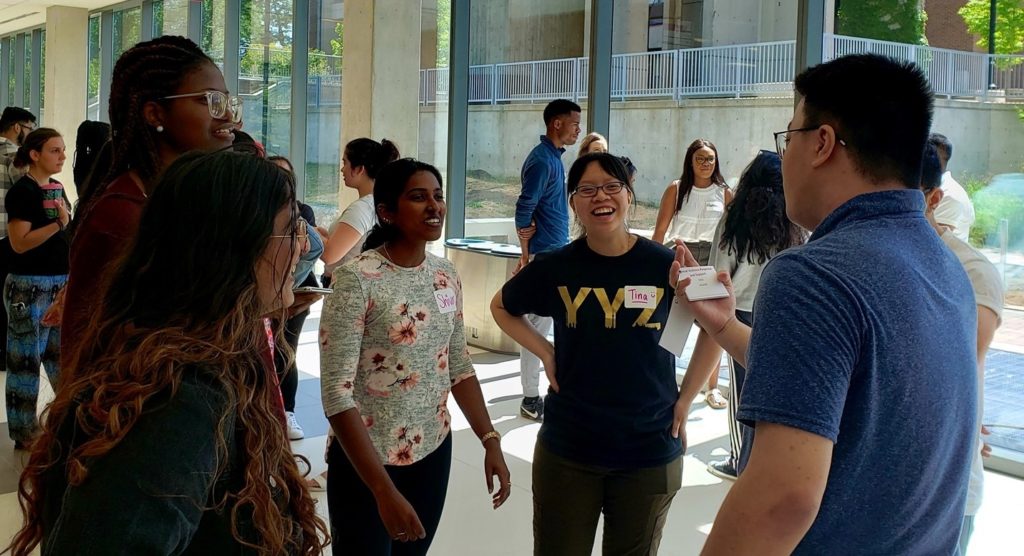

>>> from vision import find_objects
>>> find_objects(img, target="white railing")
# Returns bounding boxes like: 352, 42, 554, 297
420, 34, 1024, 105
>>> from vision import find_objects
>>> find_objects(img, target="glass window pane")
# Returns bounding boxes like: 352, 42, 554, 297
238, 0, 293, 157
23, 34, 30, 107
87, 15, 101, 120
154, 0, 189, 38
420, 0, 449, 217
202, 0, 226, 67
112, 7, 142, 62
305, 0, 344, 224
39, 30, 45, 123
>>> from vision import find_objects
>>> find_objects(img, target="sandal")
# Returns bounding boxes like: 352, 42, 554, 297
705, 388, 728, 409
306, 471, 328, 492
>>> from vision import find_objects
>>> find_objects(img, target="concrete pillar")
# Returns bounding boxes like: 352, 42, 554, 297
612, 0, 650, 54
43, 6, 89, 200
340, 0, 421, 207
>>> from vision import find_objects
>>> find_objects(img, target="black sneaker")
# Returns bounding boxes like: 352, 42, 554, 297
707, 458, 738, 481
520, 396, 544, 421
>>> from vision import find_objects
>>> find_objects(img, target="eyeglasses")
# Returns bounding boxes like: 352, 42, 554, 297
270, 217, 308, 242
161, 90, 243, 124
773, 125, 847, 156
694, 155, 716, 166
572, 181, 626, 197
18, 122, 35, 132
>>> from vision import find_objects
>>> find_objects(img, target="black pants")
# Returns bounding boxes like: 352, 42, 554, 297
327, 434, 452, 556
273, 309, 308, 412
729, 309, 755, 473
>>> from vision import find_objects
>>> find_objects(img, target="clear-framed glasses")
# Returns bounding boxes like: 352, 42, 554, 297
572, 181, 626, 198
694, 155, 716, 166
773, 125, 847, 157
270, 217, 308, 242
161, 90, 243, 124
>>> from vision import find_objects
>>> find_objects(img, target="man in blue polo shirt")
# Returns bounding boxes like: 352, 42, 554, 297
514, 98, 580, 420
673, 54, 977, 554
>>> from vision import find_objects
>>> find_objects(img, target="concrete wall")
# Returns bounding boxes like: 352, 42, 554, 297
420, 98, 1024, 206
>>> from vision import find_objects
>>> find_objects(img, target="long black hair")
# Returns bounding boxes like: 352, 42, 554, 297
676, 138, 727, 212
72, 120, 112, 199
345, 138, 400, 180
362, 158, 443, 251
719, 150, 806, 264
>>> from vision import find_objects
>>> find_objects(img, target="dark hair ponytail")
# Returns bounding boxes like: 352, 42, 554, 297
345, 138, 401, 180
362, 158, 443, 251
13, 128, 63, 169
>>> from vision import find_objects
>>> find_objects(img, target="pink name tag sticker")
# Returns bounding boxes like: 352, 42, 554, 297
624, 286, 658, 309
434, 288, 457, 313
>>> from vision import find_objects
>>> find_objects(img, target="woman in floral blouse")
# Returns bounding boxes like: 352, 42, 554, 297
320, 158, 511, 555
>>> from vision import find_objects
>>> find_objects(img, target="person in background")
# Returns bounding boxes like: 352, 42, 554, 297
513, 98, 580, 421
62, 36, 240, 373
0, 107, 36, 159
577, 132, 608, 158
493, 153, 683, 555
920, 144, 1002, 555
0, 107, 36, 369
929, 132, 975, 243
6, 150, 329, 555
698, 150, 806, 481
4, 128, 69, 450
652, 138, 732, 410
677, 53, 976, 555
321, 138, 401, 287
320, 158, 510, 554
70, 121, 111, 205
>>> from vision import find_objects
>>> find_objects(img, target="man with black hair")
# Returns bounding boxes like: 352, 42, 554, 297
929, 132, 976, 243
0, 106, 36, 159
513, 98, 580, 420
675, 54, 977, 554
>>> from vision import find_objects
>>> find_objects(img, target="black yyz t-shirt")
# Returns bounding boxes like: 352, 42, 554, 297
4, 175, 69, 276
502, 236, 682, 468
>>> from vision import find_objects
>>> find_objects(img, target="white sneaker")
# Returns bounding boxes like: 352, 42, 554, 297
286, 411, 305, 440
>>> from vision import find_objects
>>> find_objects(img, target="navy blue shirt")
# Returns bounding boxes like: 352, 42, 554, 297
738, 189, 977, 554
502, 237, 682, 468
515, 136, 569, 255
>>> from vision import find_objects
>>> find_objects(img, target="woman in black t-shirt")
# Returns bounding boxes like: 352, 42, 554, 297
4, 128, 70, 449
491, 153, 688, 555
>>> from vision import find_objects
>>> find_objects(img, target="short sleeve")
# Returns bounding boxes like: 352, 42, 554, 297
319, 266, 367, 417
963, 258, 1004, 325
738, 253, 862, 443
501, 256, 553, 318
5, 181, 35, 222
446, 269, 476, 386
338, 198, 376, 236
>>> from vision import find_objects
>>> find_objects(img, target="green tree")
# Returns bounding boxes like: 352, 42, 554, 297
330, 21, 343, 57
959, 0, 1024, 55
436, 0, 451, 66
835, 0, 927, 44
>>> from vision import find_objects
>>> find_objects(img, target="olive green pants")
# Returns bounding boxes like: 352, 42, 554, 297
532, 441, 682, 556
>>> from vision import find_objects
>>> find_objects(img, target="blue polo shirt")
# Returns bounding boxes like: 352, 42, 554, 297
739, 189, 977, 554
515, 136, 569, 255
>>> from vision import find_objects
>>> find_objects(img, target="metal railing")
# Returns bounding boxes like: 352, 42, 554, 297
419, 34, 1024, 105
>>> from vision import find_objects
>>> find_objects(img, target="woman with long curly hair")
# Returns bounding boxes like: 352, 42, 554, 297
7, 150, 329, 555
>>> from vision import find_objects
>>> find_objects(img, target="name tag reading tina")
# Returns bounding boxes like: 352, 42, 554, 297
434, 288, 457, 313
624, 286, 658, 309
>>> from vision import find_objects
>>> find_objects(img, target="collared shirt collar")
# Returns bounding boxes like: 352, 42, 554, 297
539, 135, 566, 155
812, 189, 925, 241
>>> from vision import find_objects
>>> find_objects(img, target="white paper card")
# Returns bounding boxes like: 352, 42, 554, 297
624, 286, 658, 309
434, 288, 457, 314
659, 295, 695, 356
678, 266, 729, 301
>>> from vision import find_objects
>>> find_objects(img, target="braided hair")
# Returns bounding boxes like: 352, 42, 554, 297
72, 36, 213, 237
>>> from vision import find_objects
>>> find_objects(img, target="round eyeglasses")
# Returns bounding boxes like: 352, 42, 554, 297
161, 90, 243, 124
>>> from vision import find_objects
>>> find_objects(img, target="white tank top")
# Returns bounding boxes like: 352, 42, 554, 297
666, 181, 727, 243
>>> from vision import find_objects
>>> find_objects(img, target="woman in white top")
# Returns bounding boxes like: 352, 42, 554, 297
321, 138, 400, 286
652, 139, 732, 409
703, 150, 806, 480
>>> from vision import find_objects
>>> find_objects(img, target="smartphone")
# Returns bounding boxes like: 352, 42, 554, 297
293, 286, 333, 295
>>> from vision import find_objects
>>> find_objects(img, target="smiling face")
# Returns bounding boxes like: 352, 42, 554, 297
153, 62, 236, 154
380, 170, 446, 243
570, 161, 632, 237
691, 146, 717, 182
31, 136, 67, 176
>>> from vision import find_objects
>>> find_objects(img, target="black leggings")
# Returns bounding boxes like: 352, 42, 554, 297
327, 434, 452, 556
273, 309, 308, 412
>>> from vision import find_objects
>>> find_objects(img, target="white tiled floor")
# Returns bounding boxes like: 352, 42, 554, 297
1, 301, 1022, 555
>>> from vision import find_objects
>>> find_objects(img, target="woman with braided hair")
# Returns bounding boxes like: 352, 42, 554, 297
61, 36, 240, 370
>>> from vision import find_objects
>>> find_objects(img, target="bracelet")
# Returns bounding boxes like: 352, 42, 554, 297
480, 430, 501, 446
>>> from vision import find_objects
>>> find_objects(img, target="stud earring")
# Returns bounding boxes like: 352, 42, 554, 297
156, 125, 164, 133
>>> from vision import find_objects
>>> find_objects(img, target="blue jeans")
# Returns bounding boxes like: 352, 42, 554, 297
5, 273, 66, 443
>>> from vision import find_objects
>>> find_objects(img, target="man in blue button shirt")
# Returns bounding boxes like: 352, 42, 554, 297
514, 99, 580, 420
673, 54, 977, 555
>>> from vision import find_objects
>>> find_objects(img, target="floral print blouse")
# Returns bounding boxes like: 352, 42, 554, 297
320, 250, 475, 465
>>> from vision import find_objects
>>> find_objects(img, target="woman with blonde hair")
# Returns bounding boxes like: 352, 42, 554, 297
577, 132, 608, 158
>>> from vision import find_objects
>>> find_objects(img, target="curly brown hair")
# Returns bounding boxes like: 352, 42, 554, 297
7, 150, 329, 555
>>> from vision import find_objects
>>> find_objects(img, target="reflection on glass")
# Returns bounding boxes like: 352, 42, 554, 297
238, 0, 293, 157
305, 0, 344, 224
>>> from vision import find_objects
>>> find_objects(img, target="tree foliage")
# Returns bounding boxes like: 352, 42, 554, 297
959, 0, 1024, 55
835, 0, 927, 44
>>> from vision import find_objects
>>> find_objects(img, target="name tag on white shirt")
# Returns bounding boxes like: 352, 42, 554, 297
434, 288, 457, 313
624, 286, 658, 309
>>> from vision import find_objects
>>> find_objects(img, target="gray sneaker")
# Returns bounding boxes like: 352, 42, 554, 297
520, 396, 544, 420
707, 458, 738, 481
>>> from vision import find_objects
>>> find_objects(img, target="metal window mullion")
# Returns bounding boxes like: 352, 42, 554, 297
188, 0, 203, 45
14, 33, 25, 107
141, 0, 154, 42
0, 38, 9, 107
99, 10, 114, 122
30, 29, 41, 117
587, 0, 612, 137
445, 0, 470, 240
795, 0, 825, 102
289, 0, 308, 199
224, 0, 241, 97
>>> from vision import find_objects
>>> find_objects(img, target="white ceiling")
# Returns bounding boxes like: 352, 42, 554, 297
0, 1, 119, 36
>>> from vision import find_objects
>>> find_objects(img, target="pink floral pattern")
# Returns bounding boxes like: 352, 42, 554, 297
320, 250, 476, 466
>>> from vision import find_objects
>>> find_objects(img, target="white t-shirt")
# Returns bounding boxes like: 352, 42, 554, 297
709, 218, 768, 313
934, 172, 975, 243
665, 181, 727, 243
941, 229, 1004, 516
326, 194, 377, 273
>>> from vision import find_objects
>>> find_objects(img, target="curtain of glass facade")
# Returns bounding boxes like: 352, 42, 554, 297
304, 0, 344, 225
